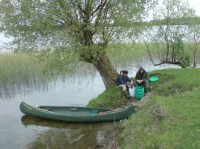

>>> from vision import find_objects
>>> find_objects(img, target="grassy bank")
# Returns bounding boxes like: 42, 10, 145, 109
87, 68, 200, 148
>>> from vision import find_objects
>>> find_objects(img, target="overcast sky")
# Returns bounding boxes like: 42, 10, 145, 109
0, 0, 200, 46
188, 0, 200, 15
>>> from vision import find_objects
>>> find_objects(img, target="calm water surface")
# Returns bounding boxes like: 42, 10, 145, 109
0, 62, 182, 149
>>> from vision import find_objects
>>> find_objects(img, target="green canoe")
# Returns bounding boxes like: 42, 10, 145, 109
20, 102, 136, 123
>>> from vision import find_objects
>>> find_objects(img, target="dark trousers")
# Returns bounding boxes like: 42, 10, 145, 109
136, 80, 148, 93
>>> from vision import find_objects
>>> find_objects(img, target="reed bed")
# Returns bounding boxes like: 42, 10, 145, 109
0, 53, 46, 99
107, 43, 148, 67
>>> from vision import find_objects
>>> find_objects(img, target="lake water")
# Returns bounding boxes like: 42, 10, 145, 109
0, 61, 184, 149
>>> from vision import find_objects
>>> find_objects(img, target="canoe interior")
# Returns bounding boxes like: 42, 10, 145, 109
36, 106, 110, 116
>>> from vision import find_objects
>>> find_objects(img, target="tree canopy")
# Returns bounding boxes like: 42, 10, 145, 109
0, 0, 151, 89
0, 0, 149, 50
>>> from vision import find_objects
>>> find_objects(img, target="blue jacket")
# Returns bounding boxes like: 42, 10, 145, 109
116, 74, 131, 86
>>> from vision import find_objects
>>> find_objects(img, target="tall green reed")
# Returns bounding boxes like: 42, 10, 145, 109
0, 53, 46, 99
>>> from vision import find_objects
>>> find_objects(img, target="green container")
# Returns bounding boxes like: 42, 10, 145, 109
149, 76, 159, 82
135, 86, 144, 100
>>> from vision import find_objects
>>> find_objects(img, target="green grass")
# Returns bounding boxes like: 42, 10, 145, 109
119, 68, 200, 149
87, 68, 200, 148
87, 87, 127, 109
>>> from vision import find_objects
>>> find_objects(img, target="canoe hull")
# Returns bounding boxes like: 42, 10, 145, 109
20, 102, 136, 123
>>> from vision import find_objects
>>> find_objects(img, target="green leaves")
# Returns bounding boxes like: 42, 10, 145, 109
37, 48, 79, 75
177, 52, 190, 68
0, 0, 150, 51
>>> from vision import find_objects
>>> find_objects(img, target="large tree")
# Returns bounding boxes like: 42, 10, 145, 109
0, 0, 150, 89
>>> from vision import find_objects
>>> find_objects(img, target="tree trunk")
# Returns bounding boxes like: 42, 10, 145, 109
93, 52, 118, 89
193, 50, 197, 68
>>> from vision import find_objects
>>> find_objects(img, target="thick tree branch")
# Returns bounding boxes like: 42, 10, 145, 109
153, 61, 181, 66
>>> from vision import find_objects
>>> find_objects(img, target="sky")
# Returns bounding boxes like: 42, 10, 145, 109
0, 0, 200, 47
188, 0, 200, 15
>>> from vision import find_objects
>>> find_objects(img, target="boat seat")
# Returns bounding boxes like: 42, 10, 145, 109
70, 108, 78, 111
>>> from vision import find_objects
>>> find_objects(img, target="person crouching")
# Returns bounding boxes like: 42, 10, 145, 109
116, 70, 134, 98
135, 67, 149, 93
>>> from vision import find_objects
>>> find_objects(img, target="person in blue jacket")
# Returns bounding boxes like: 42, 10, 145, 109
116, 70, 133, 97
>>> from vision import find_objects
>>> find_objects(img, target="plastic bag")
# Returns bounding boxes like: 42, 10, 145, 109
129, 87, 135, 97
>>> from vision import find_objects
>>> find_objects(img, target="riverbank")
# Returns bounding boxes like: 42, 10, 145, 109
87, 68, 200, 149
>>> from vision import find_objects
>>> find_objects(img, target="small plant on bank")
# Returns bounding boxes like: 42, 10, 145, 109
177, 52, 190, 68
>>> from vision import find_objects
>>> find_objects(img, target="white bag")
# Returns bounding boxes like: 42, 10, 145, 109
129, 87, 135, 97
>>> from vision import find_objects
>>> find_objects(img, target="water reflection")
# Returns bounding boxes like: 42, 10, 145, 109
0, 63, 104, 101
0, 75, 48, 100
21, 116, 115, 149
